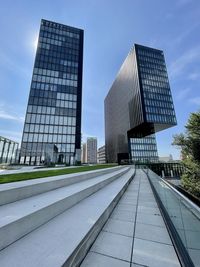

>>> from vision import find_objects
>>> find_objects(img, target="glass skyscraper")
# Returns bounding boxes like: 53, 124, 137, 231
136, 45, 176, 130
105, 44, 176, 163
20, 19, 83, 165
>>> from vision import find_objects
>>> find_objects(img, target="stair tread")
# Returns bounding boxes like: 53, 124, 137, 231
0, 166, 122, 192
0, 168, 128, 228
0, 169, 134, 267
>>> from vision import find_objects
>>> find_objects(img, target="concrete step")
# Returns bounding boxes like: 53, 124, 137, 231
0, 167, 130, 251
0, 166, 123, 205
0, 167, 135, 267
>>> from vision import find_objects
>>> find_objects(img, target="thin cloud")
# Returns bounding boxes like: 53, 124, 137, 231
169, 46, 200, 78
0, 51, 30, 78
165, 13, 174, 20
171, 22, 200, 47
176, 0, 193, 7
148, 38, 158, 48
176, 88, 191, 100
189, 97, 200, 105
0, 103, 24, 122
188, 72, 200, 81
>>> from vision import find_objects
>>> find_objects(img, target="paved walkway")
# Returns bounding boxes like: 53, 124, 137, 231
81, 169, 181, 267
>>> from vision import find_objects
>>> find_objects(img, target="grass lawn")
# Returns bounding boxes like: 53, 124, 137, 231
0, 164, 118, 184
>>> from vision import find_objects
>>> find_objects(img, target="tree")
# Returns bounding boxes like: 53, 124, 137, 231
172, 110, 200, 197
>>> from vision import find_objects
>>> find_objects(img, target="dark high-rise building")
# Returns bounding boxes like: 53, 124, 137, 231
105, 44, 176, 163
20, 19, 83, 165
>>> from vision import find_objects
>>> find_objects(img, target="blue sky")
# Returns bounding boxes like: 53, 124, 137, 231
0, 0, 199, 159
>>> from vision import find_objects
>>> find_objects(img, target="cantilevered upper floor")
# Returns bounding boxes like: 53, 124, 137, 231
105, 44, 177, 162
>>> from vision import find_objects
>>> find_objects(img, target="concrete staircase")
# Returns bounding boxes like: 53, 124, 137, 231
0, 166, 135, 267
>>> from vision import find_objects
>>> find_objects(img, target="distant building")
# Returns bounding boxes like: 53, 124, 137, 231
97, 145, 106, 164
105, 44, 177, 163
159, 154, 173, 162
20, 19, 84, 165
81, 143, 87, 163
0, 136, 19, 164
87, 137, 97, 164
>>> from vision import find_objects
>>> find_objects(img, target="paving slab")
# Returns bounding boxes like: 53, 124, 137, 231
81, 252, 130, 267
115, 203, 137, 212
137, 200, 158, 208
136, 212, 165, 227
103, 218, 134, 237
185, 229, 200, 249
137, 205, 160, 215
132, 238, 181, 267
90, 231, 132, 262
135, 222, 172, 245
188, 249, 200, 267
110, 209, 135, 222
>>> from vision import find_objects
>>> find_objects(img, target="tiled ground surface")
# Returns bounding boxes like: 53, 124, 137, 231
81, 169, 181, 267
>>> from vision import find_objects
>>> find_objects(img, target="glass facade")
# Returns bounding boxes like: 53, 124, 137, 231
130, 134, 158, 163
105, 44, 177, 163
20, 19, 83, 165
0, 136, 19, 164
136, 45, 176, 128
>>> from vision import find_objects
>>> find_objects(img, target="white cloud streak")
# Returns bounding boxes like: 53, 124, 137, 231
189, 97, 200, 105
171, 22, 200, 47
176, 0, 193, 7
0, 51, 30, 78
0, 103, 24, 122
176, 88, 191, 100
169, 46, 200, 78
188, 72, 200, 81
